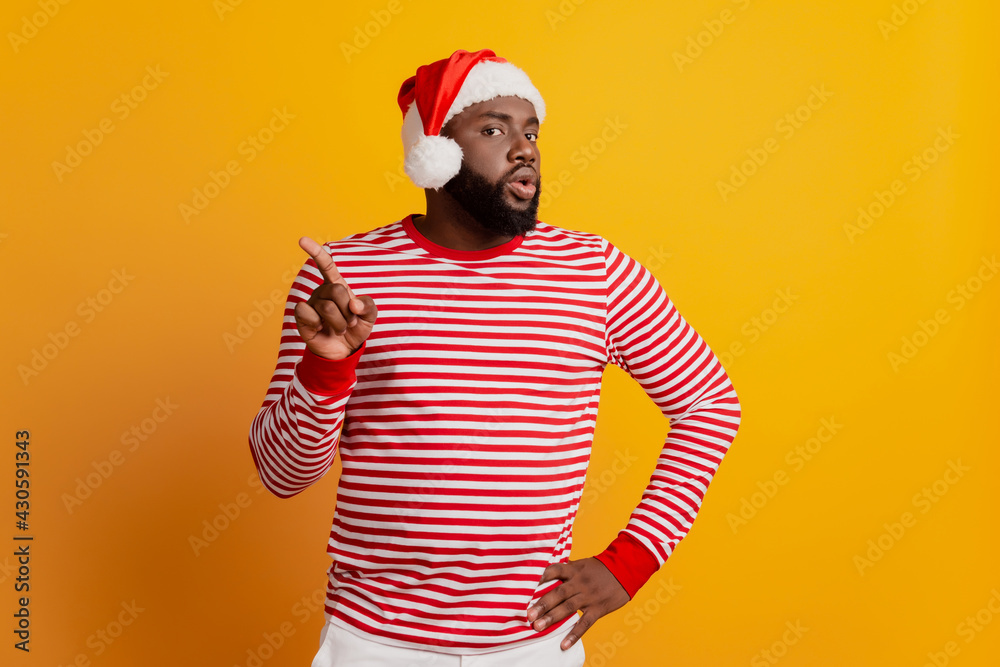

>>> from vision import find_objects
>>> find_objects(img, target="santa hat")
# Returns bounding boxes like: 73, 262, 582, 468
397, 48, 546, 190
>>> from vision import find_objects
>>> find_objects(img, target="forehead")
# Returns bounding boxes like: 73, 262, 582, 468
451, 96, 539, 125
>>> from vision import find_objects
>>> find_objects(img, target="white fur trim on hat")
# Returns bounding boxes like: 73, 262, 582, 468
443, 60, 546, 128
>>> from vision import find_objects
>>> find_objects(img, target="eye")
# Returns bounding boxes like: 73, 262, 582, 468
526, 132, 538, 142
483, 127, 502, 136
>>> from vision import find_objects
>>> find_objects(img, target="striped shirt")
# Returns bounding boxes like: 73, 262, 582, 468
247, 213, 741, 654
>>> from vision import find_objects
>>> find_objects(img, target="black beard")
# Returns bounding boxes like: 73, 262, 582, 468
443, 162, 540, 238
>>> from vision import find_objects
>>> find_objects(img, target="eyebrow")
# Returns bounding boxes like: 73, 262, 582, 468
477, 111, 540, 125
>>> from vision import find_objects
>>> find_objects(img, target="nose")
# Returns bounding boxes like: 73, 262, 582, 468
509, 132, 538, 164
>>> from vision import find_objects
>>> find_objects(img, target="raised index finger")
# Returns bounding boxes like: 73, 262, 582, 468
298, 236, 354, 296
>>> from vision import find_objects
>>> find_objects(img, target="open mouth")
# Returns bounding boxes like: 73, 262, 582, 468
507, 178, 536, 200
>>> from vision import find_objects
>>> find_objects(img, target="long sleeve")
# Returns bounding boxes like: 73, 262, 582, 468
247, 254, 367, 499
593, 238, 742, 598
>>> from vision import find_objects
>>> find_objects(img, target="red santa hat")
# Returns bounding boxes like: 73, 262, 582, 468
397, 48, 546, 190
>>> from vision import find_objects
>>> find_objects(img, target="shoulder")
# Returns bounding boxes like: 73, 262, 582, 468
525, 220, 610, 254
318, 219, 408, 256
289, 220, 407, 287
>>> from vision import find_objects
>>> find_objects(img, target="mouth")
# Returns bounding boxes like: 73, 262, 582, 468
506, 170, 537, 200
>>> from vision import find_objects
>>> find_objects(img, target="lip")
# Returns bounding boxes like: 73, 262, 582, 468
507, 167, 537, 187
506, 180, 536, 200
506, 167, 537, 200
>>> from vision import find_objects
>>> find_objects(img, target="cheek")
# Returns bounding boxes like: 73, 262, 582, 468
462, 147, 503, 180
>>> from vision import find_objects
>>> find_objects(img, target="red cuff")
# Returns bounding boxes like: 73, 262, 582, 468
593, 532, 661, 599
295, 341, 366, 396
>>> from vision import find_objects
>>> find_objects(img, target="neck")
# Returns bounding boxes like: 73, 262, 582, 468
414, 191, 515, 252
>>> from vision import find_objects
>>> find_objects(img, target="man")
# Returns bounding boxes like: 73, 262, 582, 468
248, 49, 741, 667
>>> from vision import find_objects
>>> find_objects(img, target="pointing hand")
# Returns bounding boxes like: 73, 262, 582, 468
294, 236, 377, 361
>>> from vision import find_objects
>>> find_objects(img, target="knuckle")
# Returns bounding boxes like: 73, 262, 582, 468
318, 303, 341, 322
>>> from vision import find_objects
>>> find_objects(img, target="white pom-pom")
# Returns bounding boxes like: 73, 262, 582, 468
404, 134, 463, 190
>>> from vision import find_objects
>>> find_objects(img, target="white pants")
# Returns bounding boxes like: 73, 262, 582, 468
310, 620, 586, 667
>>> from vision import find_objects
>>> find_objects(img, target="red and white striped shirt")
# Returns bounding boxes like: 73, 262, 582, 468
248, 213, 741, 654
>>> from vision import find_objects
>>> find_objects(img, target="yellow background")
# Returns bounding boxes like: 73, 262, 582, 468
2, 1, 998, 665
